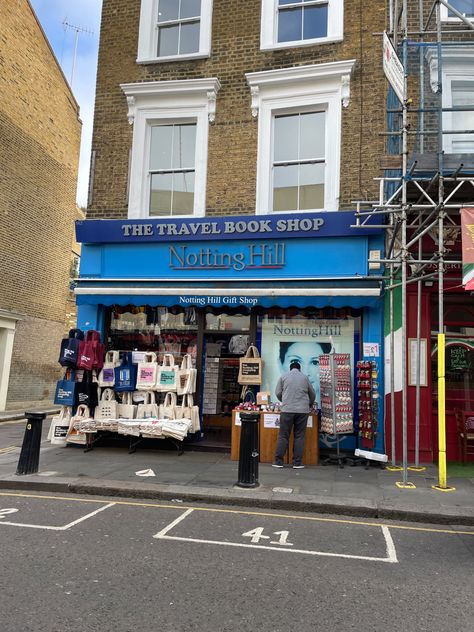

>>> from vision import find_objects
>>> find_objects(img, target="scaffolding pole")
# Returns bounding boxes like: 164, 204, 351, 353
353, 0, 473, 488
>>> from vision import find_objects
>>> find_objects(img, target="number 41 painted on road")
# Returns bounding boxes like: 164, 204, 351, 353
242, 527, 293, 546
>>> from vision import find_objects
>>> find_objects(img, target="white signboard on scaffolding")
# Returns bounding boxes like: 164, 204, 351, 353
383, 31, 405, 104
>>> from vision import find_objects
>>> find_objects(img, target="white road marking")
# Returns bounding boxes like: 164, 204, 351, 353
153, 508, 194, 539
153, 510, 399, 564
0, 502, 116, 531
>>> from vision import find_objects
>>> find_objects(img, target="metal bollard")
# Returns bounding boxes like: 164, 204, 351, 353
236, 411, 260, 488
16, 411, 46, 475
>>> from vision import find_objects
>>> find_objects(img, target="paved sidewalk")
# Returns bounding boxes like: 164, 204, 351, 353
0, 402, 59, 422
0, 421, 473, 525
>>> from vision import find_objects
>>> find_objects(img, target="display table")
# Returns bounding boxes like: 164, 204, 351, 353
231, 410, 319, 465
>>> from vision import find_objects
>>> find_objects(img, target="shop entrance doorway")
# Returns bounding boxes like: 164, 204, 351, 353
201, 311, 255, 448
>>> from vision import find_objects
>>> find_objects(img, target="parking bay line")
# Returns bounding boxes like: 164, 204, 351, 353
0, 492, 473, 537
0, 502, 116, 531
153, 508, 399, 564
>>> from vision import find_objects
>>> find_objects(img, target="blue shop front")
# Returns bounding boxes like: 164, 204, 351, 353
75, 211, 385, 460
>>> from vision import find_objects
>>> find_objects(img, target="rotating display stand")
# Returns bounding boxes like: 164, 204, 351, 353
319, 353, 354, 468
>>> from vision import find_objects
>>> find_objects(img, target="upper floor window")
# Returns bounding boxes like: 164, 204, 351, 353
273, 111, 326, 211
121, 78, 221, 218
426, 46, 474, 153
138, 0, 213, 63
441, 0, 474, 20
246, 61, 355, 213
261, 0, 343, 50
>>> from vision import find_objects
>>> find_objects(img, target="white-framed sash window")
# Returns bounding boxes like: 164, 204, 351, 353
261, 0, 343, 50
440, 0, 474, 21
138, 0, 213, 63
121, 78, 221, 218
246, 60, 355, 213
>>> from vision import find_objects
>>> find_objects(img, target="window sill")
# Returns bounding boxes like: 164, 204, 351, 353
261, 36, 344, 52
136, 52, 210, 65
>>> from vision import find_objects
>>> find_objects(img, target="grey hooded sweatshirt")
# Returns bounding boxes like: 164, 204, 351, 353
275, 368, 316, 413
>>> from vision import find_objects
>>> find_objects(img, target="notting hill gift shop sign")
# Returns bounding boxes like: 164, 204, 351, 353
75, 211, 377, 244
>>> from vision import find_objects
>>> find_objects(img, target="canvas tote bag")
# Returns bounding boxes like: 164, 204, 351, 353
117, 392, 137, 419
238, 345, 262, 385
54, 369, 77, 406
66, 405, 91, 445
176, 353, 197, 395
136, 352, 159, 390
48, 407, 71, 446
156, 353, 177, 392
158, 392, 177, 420
98, 351, 120, 388
58, 329, 84, 367
177, 393, 200, 433
95, 388, 118, 420
136, 391, 159, 419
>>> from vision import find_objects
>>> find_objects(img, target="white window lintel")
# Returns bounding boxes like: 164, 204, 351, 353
246, 60, 356, 117
121, 78, 222, 124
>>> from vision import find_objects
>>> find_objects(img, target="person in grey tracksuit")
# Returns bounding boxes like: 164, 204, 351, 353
273, 360, 315, 469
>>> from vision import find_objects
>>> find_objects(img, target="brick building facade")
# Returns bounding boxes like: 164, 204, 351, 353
88, 0, 386, 220
0, 0, 82, 409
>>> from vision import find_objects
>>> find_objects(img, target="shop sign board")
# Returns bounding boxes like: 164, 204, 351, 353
81, 236, 369, 280
75, 211, 380, 245
383, 32, 405, 104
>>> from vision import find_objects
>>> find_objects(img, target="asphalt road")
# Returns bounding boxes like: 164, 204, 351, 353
0, 491, 473, 632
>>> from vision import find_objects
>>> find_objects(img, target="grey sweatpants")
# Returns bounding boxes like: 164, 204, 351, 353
274, 412, 308, 465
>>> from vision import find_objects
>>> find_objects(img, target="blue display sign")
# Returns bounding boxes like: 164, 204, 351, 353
76, 211, 380, 244
80, 236, 369, 280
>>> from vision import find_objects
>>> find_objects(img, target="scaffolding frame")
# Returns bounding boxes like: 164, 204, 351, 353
353, 0, 474, 485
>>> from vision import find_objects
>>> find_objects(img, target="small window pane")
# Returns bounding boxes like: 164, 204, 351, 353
274, 115, 299, 162
299, 163, 325, 210
303, 5, 328, 39
172, 172, 195, 215
278, 8, 302, 42
273, 165, 298, 211
158, 0, 179, 22
150, 125, 173, 170
150, 173, 173, 216
449, 0, 474, 17
181, 0, 201, 19
179, 21, 200, 54
300, 112, 325, 160
172, 125, 196, 169
158, 25, 179, 56
279, 0, 297, 4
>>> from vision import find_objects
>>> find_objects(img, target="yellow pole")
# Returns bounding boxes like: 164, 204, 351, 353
437, 333, 447, 489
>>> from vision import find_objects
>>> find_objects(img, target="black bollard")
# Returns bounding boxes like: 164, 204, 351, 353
236, 411, 260, 488
16, 411, 46, 475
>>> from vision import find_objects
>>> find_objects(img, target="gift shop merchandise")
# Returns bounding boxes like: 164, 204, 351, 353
51, 326, 200, 446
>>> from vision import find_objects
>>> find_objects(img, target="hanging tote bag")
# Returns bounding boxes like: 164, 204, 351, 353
47, 407, 71, 446
158, 391, 177, 420
136, 391, 159, 420
176, 353, 197, 395
114, 352, 138, 392
117, 392, 137, 419
177, 393, 200, 432
77, 330, 106, 371
66, 405, 91, 445
98, 350, 120, 388
75, 370, 99, 410
54, 369, 77, 406
238, 345, 262, 385
58, 329, 84, 367
156, 353, 177, 392
95, 388, 118, 420
136, 352, 159, 391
